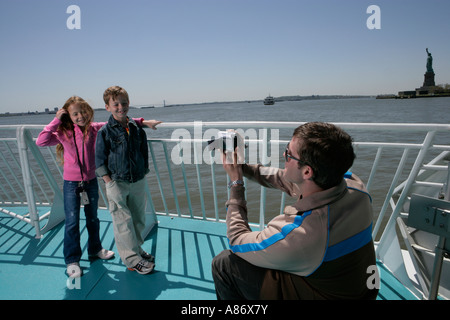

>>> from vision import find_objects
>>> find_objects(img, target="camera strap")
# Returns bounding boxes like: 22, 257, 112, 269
72, 130, 86, 184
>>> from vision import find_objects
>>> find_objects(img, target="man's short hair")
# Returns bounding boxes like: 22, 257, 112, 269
293, 122, 355, 189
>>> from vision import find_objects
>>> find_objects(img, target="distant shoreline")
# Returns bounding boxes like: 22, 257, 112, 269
0, 95, 373, 117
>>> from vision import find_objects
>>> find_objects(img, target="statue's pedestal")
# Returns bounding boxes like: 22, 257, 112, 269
423, 71, 436, 87
415, 72, 436, 96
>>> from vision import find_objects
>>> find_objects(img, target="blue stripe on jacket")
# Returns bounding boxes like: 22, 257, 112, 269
323, 223, 373, 262
229, 212, 373, 263
229, 210, 312, 253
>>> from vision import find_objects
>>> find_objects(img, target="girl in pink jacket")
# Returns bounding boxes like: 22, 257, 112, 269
36, 96, 160, 278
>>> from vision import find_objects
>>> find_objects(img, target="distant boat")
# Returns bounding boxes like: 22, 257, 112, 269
264, 95, 275, 105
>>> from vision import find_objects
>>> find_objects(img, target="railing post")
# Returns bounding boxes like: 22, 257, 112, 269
16, 127, 42, 239
258, 128, 268, 230
376, 130, 436, 256
428, 162, 450, 300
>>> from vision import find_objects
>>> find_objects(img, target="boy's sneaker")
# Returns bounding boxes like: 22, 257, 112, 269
140, 250, 155, 262
67, 262, 83, 278
127, 259, 155, 275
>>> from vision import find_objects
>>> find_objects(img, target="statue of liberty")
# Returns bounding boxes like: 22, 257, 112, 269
426, 48, 434, 73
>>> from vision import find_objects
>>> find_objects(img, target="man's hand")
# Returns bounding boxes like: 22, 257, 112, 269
222, 149, 243, 181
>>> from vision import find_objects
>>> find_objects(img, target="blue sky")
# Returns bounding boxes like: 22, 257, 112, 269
0, 0, 449, 112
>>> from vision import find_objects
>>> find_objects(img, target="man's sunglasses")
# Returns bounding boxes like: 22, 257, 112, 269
284, 143, 309, 167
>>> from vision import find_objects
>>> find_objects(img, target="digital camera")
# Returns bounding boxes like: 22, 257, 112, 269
207, 131, 240, 152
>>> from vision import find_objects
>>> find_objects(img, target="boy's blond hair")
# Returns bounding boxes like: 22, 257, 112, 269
103, 86, 130, 105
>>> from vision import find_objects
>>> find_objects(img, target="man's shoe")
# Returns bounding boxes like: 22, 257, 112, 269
127, 259, 155, 275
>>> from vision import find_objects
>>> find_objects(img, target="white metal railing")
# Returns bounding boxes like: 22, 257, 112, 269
1, 122, 450, 245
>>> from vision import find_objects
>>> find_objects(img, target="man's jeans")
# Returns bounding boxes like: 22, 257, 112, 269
212, 250, 266, 299
63, 179, 102, 265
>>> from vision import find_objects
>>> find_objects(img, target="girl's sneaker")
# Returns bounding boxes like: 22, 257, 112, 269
96, 248, 115, 260
89, 248, 115, 260
127, 259, 155, 275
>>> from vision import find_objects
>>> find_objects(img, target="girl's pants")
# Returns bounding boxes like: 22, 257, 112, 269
63, 178, 102, 265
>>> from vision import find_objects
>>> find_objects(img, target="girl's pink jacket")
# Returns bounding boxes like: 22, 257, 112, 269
36, 117, 143, 182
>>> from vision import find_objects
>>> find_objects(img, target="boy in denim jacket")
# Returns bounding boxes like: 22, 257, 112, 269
96, 86, 160, 274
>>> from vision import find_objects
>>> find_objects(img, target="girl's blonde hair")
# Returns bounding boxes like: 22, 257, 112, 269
56, 96, 94, 165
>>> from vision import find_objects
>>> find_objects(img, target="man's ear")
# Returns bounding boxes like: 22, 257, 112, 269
302, 165, 314, 180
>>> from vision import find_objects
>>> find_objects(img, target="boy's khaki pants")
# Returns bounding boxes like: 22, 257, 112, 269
106, 178, 147, 268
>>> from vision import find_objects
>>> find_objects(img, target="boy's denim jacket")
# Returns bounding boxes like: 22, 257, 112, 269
95, 115, 149, 183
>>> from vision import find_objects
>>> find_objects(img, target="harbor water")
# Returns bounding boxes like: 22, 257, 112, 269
1, 97, 449, 231
3, 96, 448, 126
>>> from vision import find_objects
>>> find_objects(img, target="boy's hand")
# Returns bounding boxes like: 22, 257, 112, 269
143, 120, 162, 130
102, 175, 112, 184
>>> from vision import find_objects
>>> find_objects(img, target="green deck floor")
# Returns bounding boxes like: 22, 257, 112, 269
0, 208, 418, 300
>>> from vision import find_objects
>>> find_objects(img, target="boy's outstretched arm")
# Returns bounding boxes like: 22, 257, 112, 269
142, 120, 162, 130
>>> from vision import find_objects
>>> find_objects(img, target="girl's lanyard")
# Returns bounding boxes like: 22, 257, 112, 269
72, 130, 85, 185
73, 131, 90, 205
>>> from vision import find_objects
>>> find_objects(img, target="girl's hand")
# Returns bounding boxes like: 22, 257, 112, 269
143, 119, 162, 130
56, 108, 67, 120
